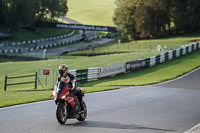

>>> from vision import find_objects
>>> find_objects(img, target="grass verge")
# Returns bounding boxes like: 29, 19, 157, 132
82, 50, 200, 89
0, 50, 200, 108
1, 28, 72, 42
67, 0, 115, 26
67, 33, 200, 56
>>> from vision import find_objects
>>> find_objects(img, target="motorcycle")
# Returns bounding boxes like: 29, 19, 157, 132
52, 85, 87, 124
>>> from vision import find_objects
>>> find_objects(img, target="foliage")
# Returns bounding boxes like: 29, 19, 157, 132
172, 0, 200, 33
34, 0, 68, 21
113, 0, 138, 40
113, 0, 200, 39
0, 0, 68, 31
135, 0, 171, 38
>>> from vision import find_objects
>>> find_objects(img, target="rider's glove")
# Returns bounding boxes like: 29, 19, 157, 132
72, 89, 77, 94
69, 88, 77, 96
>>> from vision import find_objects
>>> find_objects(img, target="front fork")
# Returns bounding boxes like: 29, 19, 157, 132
58, 100, 68, 116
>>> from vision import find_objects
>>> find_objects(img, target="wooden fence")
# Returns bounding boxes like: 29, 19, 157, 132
4, 72, 37, 91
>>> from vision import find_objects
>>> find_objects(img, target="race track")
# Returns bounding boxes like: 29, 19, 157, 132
1, 68, 200, 133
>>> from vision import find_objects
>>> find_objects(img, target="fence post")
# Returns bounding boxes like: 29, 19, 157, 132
35, 72, 37, 89
4, 76, 7, 91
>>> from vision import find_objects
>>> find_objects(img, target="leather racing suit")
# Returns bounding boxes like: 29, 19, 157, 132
55, 72, 84, 110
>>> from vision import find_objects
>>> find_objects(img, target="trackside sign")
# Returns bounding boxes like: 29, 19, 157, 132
57, 24, 109, 32
43, 69, 50, 75
126, 60, 143, 71
100, 63, 126, 77
37, 22, 118, 32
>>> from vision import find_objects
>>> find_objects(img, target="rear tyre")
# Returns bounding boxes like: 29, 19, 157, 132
77, 101, 87, 121
56, 102, 67, 124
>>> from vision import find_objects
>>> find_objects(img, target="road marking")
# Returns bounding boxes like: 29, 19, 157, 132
184, 123, 200, 133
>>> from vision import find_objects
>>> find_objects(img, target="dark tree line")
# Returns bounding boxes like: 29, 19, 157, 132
0, 0, 68, 32
113, 0, 200, 40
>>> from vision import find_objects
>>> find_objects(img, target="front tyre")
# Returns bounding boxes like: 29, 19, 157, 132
56, 102, 67, 124
77, 101, 87, 121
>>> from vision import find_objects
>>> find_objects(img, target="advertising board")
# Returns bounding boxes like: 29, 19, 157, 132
100, 63, 126, 77
126, 60, 143, 71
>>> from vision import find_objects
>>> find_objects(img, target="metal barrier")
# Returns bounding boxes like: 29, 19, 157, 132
140, 42, 200, 70
4, 72, 37, 91
50, 42, 200, 85
3, 41, 200, 92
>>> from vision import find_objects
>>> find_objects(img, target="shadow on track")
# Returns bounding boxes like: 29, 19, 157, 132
65, 121, 175, 132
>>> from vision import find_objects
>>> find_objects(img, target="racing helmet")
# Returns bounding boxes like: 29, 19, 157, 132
58, 64, 68, 76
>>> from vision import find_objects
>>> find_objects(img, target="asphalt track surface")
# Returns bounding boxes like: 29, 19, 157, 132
1, 68, 200, 133
26, 38, 114, 56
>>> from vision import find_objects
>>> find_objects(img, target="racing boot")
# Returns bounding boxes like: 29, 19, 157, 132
77, 91, 84, 111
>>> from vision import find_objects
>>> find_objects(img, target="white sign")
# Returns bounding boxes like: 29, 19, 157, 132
57, 24, 109, 31
100, 63, 126, 77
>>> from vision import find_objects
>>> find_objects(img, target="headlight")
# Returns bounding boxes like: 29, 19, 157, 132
61, 95, 66, 99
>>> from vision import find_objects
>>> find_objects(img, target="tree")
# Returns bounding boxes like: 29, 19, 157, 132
135, 0, 171, 38
113, 0, 171, 39
34, 0, 68, 22
0, 0, 4, 26
172, 0, 191, 33
0, 0, 68, 31
171, 0, 200, 33
186, 0, 200, 32
113, 0, 139, 40
0, 0, 8, 28
2, 0, 35, 31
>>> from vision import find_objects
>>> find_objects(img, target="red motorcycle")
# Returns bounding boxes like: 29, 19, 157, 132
52, 85, 87, 124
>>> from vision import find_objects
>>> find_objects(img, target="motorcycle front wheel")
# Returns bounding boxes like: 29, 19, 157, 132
56, 102, 67, 124
77, 101, 87, 121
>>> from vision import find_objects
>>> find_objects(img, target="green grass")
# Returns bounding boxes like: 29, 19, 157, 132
67, 33, 200, 56
0, 90, 53, 107
1, 28, 72, 42
1, 33, 200, 107
67, 0, 116, 26
82, 50, 200, 91
0, 53, 162, 91
1, 50, 200, 107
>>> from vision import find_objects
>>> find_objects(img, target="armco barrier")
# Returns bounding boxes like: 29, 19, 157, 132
143, 42, 200, 71
37, 42, 200, 86
150, 56, 156, 67
66, 63, 126, 84
144, 58, 150, 68
176, 48, 180, 57
0, 30, 75, 47
87, 67, 100, 81
99, 63, 126, 78
126, 60, 143, 71
172, 50, 176, 59
155, 55, 160, 65
69, 68, 100, 83
160, 53, 165, 63
168, 50, 173, 60
76, 69, 88, 83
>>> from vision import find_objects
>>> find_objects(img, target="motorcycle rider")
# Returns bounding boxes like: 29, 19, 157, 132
55, 64, 84, 111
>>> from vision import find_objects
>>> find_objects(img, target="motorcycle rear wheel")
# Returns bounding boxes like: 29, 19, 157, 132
56, 102, 67, 124
77, 101, 87, 121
